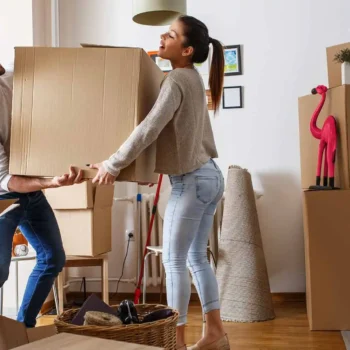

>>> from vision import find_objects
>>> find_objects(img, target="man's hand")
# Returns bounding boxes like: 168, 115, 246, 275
91, 163, 116, 185
51, 166, 84, 188
7, 166, 85, 193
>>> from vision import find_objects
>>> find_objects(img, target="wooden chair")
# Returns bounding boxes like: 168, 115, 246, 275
57, 254, 109, 315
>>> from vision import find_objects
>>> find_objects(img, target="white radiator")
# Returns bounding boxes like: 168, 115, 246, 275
115, 192, 224, 288
138, 193, 224, 287
140, 194, 163, 287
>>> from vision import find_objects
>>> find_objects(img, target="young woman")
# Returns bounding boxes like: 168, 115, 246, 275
91, 16, 229, 350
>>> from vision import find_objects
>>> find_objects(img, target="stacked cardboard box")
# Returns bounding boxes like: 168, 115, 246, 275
45, 181, 114, 256
9, 46, 165, 257
298, 43, 350, 330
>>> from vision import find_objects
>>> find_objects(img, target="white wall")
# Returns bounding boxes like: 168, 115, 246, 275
0, 0, 33, 68
35, 0, 350, 294
58, 0, 120, 47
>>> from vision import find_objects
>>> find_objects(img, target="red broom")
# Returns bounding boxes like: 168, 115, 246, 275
134, 174, 163, 304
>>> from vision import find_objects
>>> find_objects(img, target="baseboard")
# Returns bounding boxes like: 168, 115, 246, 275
67, 291, 200, 303
66, 292, 306, 304
271, 293, 306, 303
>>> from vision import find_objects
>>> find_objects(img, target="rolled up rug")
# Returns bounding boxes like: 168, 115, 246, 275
216, 165, 275, 322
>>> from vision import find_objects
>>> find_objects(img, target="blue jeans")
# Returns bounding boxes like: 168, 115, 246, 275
163, 159, 224, 325
0, 191, 65, 327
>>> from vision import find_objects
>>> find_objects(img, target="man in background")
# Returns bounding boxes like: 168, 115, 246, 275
0, 63, 82, 327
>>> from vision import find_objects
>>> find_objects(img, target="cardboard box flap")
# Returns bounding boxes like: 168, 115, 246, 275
80, 43, 142, 50
94, 185, 114, 208
0, 316, 29, 350
45, 182, 93, 210
26, 325, 56, 344
0, 199, 19, 217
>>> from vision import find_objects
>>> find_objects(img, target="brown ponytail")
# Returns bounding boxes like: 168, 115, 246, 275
178, 16, 224, 112
209, 38, 224, 112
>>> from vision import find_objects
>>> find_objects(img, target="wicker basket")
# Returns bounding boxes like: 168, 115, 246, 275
54, 304, 178, 350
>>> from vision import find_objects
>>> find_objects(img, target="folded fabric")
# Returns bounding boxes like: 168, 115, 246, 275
142, 309, 174, 323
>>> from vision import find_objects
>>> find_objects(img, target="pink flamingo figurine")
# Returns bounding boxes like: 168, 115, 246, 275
310, 85, 337, 189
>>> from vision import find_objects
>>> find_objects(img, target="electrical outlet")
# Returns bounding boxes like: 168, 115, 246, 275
126, 229, 135, 241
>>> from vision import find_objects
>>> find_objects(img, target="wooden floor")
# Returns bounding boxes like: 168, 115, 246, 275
37, 300, 345, 350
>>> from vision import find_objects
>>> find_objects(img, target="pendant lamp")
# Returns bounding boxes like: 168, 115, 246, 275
132, 0, 187, 26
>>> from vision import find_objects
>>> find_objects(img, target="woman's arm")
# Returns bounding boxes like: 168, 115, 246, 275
92, 76, 182, 184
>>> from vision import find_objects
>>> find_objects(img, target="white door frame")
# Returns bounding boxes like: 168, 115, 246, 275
32, 0, 59, 47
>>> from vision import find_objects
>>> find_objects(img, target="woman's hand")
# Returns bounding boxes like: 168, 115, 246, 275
90, 163, 116, 185
51, 166, 84, 188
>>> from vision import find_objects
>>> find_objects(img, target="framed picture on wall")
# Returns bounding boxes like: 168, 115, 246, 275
148, 51, 172, 73
224, 45, 242, 76
223, 86, 243, 109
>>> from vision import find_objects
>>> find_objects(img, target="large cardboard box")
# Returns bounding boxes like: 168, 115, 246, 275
0, 316, 163, 349
298, 85, 350, 189
10, 46, 164, 183
303, 190, 350, 330
327, 42, 350, 88
45, 181, 114, 256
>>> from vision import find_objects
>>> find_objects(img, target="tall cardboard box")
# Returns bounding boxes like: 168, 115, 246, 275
45, 181, 114, 256
298, 85, 350, 189
10, 47, 164, 183
327, 42, 350, 88
303, 190, 350, 330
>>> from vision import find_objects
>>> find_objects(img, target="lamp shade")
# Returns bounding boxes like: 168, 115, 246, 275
132, 0, 187, 26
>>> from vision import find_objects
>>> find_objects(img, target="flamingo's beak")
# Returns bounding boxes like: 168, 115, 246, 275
311, 88, 317, 95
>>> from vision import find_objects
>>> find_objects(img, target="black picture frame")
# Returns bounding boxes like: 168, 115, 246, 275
223, 86, 243, 109
224, 45, 242, 76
